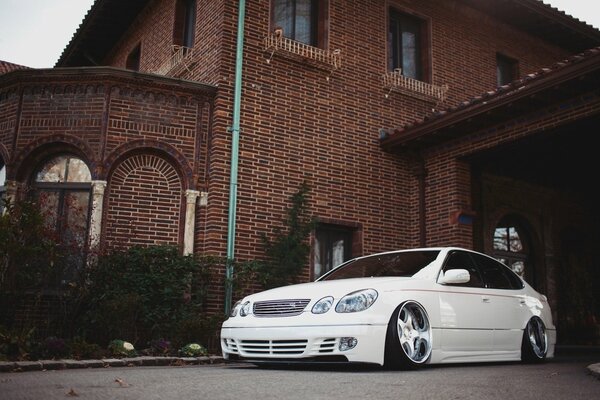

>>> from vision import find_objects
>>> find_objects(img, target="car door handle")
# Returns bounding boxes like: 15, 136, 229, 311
482, 296, 491, 303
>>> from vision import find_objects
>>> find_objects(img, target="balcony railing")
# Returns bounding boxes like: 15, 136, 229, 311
382, 69, 448, 103
264, 33, 341, 72
154, 45, 194, 78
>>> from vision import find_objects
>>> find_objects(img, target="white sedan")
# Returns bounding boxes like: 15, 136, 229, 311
221, 247, 555, 368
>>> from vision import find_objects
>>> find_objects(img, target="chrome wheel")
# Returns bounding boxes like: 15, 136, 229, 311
527, 317, 547, 358
522, 317, 548, 363
396, 302, 432, 364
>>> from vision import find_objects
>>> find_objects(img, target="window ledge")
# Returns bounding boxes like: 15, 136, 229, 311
154, 45, 195, 78
382, 70, 448, 103
264, 33, 341, 72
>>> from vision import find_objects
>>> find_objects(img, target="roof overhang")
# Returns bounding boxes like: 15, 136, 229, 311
56, 0, 600, 68
56, 0, 151, 67
380, 48, 600, 153
0, 66, 217, 97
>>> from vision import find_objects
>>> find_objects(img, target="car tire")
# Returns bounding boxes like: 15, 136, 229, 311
384, 301, 432, 370
521, 316, 548, 363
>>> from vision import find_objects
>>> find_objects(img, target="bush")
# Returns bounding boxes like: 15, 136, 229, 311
0, 326, 39, 361
80, 245, 212, 346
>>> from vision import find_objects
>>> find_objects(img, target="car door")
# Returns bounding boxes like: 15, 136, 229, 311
437, 250, 493, 353
471, 253, 527, 352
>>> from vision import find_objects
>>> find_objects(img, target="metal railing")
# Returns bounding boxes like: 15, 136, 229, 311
154, 45, 194, 77
264, 33, 341, 71
382, 69, 448, 103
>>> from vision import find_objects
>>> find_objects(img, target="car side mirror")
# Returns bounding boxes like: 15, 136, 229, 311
440, 269, 470, 284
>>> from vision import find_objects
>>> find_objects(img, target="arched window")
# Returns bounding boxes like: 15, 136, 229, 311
493, 215, 530, 281
0, 163, 6, 213
32, 155, 92, 281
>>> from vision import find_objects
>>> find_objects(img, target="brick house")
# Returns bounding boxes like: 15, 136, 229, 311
1, 0, 599, 344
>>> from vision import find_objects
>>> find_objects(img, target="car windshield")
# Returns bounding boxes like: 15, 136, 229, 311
319, 250, 440, 281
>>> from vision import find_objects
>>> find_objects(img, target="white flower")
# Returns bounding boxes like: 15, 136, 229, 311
123, 342, 135, 351
189, 343, 200, 350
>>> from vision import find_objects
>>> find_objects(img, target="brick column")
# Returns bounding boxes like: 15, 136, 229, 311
184, 190, 200, 255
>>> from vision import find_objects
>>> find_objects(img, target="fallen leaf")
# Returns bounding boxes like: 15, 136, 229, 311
115, 377, 129, 387
66, 388, 79, 397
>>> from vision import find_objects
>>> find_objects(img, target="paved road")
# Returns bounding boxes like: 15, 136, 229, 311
1, 353, 598, 400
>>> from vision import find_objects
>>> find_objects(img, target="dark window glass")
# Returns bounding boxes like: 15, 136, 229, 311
314, 225, 353, 279
126, 44, 141, 71
497, 53, 518, 86
389, 9, 425, 81
273, 0, 320, 46
320, 250, 440, 281
441, 250, 484, 288
473, 253, 524, 290
174, 0, 196, 48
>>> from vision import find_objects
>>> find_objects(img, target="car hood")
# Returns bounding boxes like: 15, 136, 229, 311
242, 276, 415, 302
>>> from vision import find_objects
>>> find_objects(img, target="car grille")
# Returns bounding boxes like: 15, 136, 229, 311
253, 299, 310, 317
238, 340, 308, 355
222, 338, 341, 357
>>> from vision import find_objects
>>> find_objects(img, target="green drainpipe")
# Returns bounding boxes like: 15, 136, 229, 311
225, 0, 246, 316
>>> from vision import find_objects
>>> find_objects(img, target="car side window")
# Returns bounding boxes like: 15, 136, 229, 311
441, 251, 484, 288
472, 254, 524, 290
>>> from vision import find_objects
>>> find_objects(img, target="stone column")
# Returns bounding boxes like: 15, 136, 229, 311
88, 180, 107, 250
183, 190, 200, 255
3, 180, 19, 213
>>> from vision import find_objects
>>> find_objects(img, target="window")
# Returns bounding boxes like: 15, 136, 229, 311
272, 0, 328, 47
313, 224, 353, 279
33, 155, 92, 282
493, 216, 530, 279
174, 0, 196, 48
472, 253, 524, 290
388, 9, 429, 81
496, 53, 518, 86
126, 44, 141, 71
441, 250, 484, 288
0, 164, 6, 214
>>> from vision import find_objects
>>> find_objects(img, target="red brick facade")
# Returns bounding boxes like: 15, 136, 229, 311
2, 0, 599, 341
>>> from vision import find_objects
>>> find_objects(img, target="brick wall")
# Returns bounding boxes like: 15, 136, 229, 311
95, 1, 578, 309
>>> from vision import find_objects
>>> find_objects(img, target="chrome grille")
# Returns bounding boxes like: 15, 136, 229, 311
239, 339, 308, 355
253, 299, 310, 317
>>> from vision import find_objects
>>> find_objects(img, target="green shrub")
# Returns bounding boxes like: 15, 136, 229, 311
0, 326, 39, 361
81, 245, 211, 346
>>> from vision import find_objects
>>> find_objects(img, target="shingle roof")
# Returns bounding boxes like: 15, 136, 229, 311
381, 46, 600, 150
0, 60, 30, 75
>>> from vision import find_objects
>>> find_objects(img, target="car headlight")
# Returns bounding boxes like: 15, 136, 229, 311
230, 300, 242, 317
335, 289, 378, 313
239, 301, 251, 317
312, 296, 334, 314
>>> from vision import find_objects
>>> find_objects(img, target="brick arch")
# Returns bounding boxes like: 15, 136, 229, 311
103, 139, 194, 190
103, 152, 184, 250
10, 134, 97, 181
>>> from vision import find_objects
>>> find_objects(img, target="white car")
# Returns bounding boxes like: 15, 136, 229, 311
221, 247, 555, 368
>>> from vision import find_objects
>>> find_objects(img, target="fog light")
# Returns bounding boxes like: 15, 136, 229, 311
339, 337, 358, 351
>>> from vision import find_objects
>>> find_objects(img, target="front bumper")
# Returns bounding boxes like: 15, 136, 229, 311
221, 323, 388, 365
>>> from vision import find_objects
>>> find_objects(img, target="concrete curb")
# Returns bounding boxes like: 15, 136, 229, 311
0, 355, 224, 373
587, 363, 600, 380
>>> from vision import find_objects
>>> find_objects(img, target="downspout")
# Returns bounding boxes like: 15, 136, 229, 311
417, 156, 427, 247
225, 0, 246, 315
